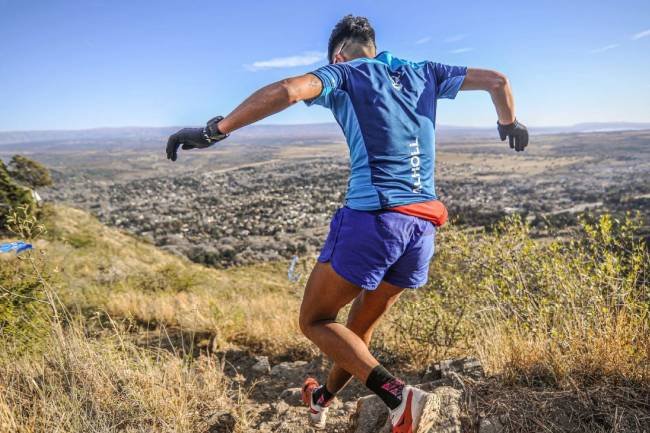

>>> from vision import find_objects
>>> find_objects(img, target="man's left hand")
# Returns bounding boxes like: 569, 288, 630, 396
497, 119, 529, 152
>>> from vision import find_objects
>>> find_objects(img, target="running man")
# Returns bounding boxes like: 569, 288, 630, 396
166, 15, 528, 433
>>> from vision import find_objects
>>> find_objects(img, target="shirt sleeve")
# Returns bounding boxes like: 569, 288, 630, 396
304, 63, 347, 108
429, 63, 467, 100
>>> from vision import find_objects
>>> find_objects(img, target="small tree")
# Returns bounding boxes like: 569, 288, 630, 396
0, 160, 34, 231
8, 155, 53, 189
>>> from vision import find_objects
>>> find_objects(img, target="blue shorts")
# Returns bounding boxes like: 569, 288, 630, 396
317, 207, 436, 290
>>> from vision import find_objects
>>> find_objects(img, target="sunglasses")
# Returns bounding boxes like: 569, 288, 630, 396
331, 39, 348, 64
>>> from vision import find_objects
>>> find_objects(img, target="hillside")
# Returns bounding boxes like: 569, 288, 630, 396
31, 205, 305, 353
1, 205, 323, 432
1, 204, 648, 432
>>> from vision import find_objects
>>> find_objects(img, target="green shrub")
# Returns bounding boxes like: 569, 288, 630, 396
7, 154, 53, 189
123, 265, 200, 293
66, 231, 95, 249
0, 160, 34, 231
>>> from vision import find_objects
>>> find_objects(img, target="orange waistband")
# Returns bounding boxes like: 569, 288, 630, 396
389, 200, 448, 226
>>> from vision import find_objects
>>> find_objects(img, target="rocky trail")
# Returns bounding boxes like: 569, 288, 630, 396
206, 349, 494, 433
201, 347, 650, 433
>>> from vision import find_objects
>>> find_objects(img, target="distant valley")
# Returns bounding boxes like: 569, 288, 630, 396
1, 126, 642, 267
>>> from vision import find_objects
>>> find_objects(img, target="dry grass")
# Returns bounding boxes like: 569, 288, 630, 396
38, 205, 307, 356
476, 311, 649, 387
1, 205, 304, 432
0, 324, 243, 433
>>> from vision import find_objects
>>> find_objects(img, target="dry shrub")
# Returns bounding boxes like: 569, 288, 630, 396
391, 213, 649, 386
389, 213, 649, 431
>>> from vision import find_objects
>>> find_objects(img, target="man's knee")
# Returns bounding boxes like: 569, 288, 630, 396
299, 309, 336, 339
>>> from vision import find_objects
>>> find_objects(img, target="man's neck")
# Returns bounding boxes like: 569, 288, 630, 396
345, 45, 376, 61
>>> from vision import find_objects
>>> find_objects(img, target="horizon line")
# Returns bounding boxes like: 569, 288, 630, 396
2, 120, 650, 134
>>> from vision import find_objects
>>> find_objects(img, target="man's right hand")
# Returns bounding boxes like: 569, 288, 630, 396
497, 119, 529, 152
166, 128, 210, 162
166, 116, 229, 162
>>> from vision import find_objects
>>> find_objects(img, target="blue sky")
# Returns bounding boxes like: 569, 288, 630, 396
1, 0, 649, 131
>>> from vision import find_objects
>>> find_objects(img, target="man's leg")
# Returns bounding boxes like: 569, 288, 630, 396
301, 210, 436, 431
300, 262, 409, 416
299, 261, 380, 381
325, 280, 404, 395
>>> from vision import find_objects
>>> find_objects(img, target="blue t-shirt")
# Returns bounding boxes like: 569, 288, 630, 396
306, 51, 466, 210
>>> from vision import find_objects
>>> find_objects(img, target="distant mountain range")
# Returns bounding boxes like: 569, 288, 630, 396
0, 124, 343, 150
1, 122, 649, 151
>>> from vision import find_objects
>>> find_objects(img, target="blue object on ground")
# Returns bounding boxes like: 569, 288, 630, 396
0, 241, 33, 254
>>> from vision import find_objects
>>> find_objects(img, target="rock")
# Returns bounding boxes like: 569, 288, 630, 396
276, 423, 317, 433
256, 421, 274, 432
423, 357, 484, 382
205, 410, 236, 433
349, 386, 462, 433
258, 420, 318, 433
350, 394, 389, 433
304, 355, 328, 375
279, 387, 303, 405
271, 400, 290, 415
479, 417, 505, 433
252, 355, 271, 374
329, 398, 343, 410
270, 360, 308, 380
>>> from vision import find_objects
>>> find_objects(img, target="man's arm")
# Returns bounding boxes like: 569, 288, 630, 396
461, 68, 515, 125
217, 74, 323, 134
166, 74, 323, 161
460, 68, 528, 151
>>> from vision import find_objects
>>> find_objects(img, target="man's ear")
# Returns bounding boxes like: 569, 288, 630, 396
332, 54, 346, 64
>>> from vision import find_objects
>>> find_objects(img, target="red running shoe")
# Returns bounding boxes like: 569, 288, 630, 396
301, 377, 329, 429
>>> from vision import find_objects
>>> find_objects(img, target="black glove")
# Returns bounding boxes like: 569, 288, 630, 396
497, 119, 529, 152
166, 116, 228, 161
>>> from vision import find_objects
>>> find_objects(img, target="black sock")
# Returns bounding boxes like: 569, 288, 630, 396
312, 384, 335, 407
365, 365, 405, 410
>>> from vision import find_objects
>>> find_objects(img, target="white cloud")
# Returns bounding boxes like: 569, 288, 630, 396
590, 43, 620, 53
415, 36, 431, 45
444, 34, 467, 43
245, 51, 325, 71
632, 29, 650, 40
450, 47, 474, 54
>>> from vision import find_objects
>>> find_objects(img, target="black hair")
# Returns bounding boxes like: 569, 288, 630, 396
327, 15, 376, 63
